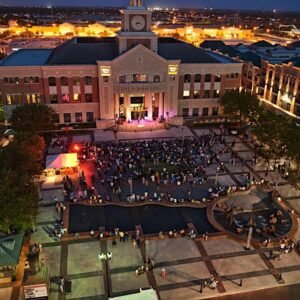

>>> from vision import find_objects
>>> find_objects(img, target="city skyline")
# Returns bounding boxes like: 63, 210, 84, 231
1, 0, 300, 11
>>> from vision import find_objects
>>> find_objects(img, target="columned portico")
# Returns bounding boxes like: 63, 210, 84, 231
116, 92, 164, 121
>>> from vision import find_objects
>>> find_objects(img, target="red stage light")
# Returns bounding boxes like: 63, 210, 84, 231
73, 144, 80, 151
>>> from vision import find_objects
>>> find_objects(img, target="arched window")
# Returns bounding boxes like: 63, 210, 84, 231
84, 76, 92, 85
154, 75, 160, 82
194, 74, 201, 82
214, 74, 221, 82
73, 77, 80, 86
235, 73, 239, 78
48, 77, 56, 87
184, 74, 191, 83
268, 70, 273, 81
119, 75, 126, 83
204, 74, 211, 82
60, 76, 68, 86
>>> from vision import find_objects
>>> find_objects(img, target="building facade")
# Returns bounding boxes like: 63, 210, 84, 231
242, 60, 300, 118
0, 1, 242, 126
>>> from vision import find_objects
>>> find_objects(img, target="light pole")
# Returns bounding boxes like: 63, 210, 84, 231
245, 226, 253, 250
214, 172, 219, 187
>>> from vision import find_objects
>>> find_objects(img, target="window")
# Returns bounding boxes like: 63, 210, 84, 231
213, 90, 220, 98
154, 75, 160, 82
202, 107, 209, 116
103, 76, 109, 83
212, 107, 219, 116
119, 75, 126, 83
204, 74, 211, 82
60, 76, 68, 86
73, 77, 80, 86
203, 90, 210, 98
194, 74, 201, 82
170, 75, 176, 81
48, 77, 56, 86
53, 113, 60, 123
26, 94, 41, 104
132, 74, 148, 83
24, 76, 39, 84
235, 73, 239, 78
84, 76, 92, 85
86, 112, 94, 122
214, 74, 221, 82
85, 94, 93, 103
73, 94, 81, 102
63, 113, 71, 123
75, 112, 83, 122
193, 90, 200, 99
184, 74, 191, 83
6, 94, 22, 105
183, 90, 190, 99
4, 77, 20, 84
192, 108, 199, 117
62, 94, 70, 103
182, 108, 189, 117
50, 94, 58, 104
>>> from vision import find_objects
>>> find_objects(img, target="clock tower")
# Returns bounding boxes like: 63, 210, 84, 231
117, 0, 158, 54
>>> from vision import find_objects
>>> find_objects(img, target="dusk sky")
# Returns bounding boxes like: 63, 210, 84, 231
2, 0, 300, 11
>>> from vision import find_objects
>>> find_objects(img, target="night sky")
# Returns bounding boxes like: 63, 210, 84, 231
1, 0, 300, 11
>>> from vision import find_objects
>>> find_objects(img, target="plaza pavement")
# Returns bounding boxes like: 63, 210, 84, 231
10, 126, 300, 300
26, 213, 300, 300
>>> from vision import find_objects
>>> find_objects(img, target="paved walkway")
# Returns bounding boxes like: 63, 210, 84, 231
6, 127, 300, 300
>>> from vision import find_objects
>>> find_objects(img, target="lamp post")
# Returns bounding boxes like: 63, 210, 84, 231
245, 226, 253, 250
214, 171, 219, 187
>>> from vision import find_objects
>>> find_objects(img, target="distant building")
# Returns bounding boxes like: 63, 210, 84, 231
0, 1, 242, 127
201, 40, 300, 119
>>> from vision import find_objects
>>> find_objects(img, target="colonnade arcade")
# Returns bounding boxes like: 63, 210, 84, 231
114, 92, 165, 121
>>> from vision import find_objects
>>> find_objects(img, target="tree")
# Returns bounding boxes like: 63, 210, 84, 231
284, 123, 300, 176
0, 134, 45, 233
0, 103, 4, 122
252, 110, 290, 160
219, 90, 261, 124
10, 103, 56, 133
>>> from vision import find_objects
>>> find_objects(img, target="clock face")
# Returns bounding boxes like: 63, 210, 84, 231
131, 15, 146, 31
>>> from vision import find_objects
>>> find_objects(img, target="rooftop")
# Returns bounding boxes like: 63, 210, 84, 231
252, 40, 274, 48
0, 49, 52, 66
0, 37, 238, 66
0, 233, 24, 267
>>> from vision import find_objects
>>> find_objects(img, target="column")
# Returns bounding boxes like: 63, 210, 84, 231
147, 94, 153, 120
158, 92, 164, 118
125, 94, 131, 121
114, 94, 119, 118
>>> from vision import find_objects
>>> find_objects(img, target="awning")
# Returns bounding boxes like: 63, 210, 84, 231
46, 153, 78, 169
0, 233, 24, 267
109, 288, 159, 300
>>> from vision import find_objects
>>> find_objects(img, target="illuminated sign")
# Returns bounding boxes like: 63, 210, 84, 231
168, 65, 178, 75
100, 66, 111, 77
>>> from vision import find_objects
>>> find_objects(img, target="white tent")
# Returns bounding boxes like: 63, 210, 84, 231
109, 289, 158, 300
46, 153, 78, 169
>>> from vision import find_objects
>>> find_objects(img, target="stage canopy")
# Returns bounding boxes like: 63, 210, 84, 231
109, 289, 158, 300
46, 153, 78, 170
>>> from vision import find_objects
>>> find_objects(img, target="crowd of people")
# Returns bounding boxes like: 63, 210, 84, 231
73, 134, 256, 205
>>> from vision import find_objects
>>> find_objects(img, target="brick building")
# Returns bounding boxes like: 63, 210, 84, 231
0, 1, 242, 127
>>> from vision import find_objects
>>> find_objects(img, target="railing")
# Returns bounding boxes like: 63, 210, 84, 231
113, 82, 167, 93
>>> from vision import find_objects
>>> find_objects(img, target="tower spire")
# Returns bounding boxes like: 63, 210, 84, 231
130, 0, 143, 6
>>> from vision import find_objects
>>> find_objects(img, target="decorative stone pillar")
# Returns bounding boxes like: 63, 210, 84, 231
125, 94, 131, 121
158, 92, 164, 118
114, 94, 119, 119
147, 94, 153, 120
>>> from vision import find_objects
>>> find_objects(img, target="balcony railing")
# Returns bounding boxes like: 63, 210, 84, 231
113, 82, 167, 93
